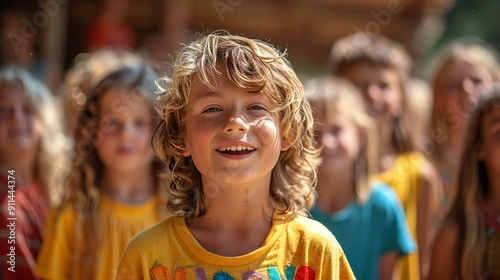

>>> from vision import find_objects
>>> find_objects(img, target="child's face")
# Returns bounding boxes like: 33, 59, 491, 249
314, 110, 360, 171
94, 87, 154, 173
340, 62, 402, 121
0, 81, 41, 157
182, 71, 289, 187
478, 106, 500, 180
433, 60, 493, 122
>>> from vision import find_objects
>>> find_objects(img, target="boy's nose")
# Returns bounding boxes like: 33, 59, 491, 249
223, 111, 248, 133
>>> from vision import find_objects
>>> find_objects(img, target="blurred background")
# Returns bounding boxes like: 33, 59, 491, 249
1, 0, 498, 88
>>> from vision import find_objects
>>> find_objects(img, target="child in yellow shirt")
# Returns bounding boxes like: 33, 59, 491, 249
35, 49, 170, 280
117, 30, 355, 279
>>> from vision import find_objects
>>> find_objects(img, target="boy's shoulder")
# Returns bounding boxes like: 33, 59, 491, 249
287, 214, 338, 243
283, 214, 350, 264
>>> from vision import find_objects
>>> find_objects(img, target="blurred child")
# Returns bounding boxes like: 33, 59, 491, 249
428, 84, 500, 280
330, 32, 442, 280
117, 30, 355, 279
34, 49, 169, 280
0, 66, 68, 279
306, 76, 416, 280
426, 39, 500, 224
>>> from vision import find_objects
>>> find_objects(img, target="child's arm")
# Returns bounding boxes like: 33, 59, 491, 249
427, 220, 459, 280
418, 159, 442, 278
379, 251, 398, 280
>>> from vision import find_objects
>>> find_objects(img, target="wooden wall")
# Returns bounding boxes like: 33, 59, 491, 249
64, 0, 439, 73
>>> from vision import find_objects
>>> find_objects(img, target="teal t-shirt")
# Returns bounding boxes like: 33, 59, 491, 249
310, 182, 416, 280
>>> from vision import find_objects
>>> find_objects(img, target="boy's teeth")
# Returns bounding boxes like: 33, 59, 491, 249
218, 145, 254, 152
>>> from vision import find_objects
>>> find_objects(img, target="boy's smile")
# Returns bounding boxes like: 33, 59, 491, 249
216, 141, 256, 158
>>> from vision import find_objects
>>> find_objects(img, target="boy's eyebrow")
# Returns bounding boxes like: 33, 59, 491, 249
191, 91, 222, 102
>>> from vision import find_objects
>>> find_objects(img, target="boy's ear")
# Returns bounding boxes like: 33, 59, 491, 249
180, 132, 191, 157
281, 136, 291, 151
181, 149, 191, 157
181, 142, 191, 157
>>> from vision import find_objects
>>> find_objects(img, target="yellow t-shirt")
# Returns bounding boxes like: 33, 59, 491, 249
377, 152, 424, 280
35, 195, 162, 280
117, 213, 355, 279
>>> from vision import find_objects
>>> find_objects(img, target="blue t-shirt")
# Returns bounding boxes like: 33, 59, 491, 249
310, 182, 416, 280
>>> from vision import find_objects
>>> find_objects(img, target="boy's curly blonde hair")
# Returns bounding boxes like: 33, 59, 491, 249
153, 30, 320, 221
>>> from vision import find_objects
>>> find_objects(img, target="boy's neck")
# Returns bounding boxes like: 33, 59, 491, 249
100, 166, 154, 204
187, 179, 275, 256
316, 166, 354, 214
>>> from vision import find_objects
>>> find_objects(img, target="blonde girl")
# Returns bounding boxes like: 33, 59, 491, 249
117, 30, 355, 279
0, 66, 68, 279
329, 32, 442, 280
35, 49, 169, 280
306, 76, 415, 280
426, 39, 500, 224
428, 83, 500, 280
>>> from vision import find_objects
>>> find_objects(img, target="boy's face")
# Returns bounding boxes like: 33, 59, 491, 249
182, 71, 290, 188
340, 62, 403, 122
95, 86, 155, 173
0, 81, 42, 160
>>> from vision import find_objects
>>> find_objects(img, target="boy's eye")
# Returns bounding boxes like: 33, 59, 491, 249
203, 107, 222, 113
248, 105, 266, 111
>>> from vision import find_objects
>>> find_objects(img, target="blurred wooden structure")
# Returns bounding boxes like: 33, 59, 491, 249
2, 0, 447, 73
70, 0, 445, 72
